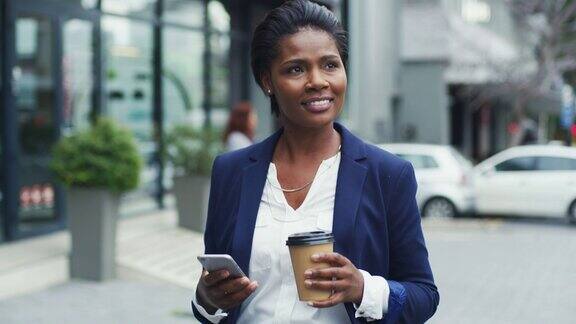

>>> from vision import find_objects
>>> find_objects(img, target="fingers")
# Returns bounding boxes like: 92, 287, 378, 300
311, 252, 349, 267
305, 278, 347, 292
308, 293, 343, 308
219, 280, 259, 310
202, 269, 231, 287
305, 267, 342, 280
215, 276, 251, 298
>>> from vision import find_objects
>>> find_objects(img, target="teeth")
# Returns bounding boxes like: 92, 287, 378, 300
306, 99, 330, 106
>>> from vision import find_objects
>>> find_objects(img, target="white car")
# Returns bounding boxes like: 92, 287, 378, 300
378, 143, 474, 218
473, 145, 576, 223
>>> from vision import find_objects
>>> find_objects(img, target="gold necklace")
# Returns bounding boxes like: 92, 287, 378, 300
269, 147, 341, 193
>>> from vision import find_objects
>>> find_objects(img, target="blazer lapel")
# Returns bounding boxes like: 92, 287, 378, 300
332, 123, 367, 260
231, 130, 282, 274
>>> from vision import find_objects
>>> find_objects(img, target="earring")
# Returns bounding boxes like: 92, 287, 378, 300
267, 89, 272, 96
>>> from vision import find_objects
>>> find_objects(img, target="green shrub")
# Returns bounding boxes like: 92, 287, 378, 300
51, 118, 143, 193
164, 125, 222, 177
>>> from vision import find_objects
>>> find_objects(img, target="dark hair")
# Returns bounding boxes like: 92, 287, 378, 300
251, 0, 348, 116
223, 101, 255, 142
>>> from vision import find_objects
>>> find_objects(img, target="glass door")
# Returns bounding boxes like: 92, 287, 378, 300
14, 15, 62, 235
6, 2, 95, 239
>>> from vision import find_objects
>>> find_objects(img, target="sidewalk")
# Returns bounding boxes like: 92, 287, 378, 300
0, 209, 204, 323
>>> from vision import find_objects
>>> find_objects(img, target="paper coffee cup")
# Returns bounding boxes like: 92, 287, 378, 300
286, 231, 334, 301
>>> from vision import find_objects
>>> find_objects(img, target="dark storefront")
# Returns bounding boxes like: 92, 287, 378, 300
1, 0, 344, 243
0, 0, 268, 242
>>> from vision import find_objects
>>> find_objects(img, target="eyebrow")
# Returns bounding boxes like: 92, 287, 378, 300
280, 54, 341, 66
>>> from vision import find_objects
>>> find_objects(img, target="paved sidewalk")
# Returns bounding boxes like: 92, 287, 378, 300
0, 209, 204, 323
3, 212, 574, 323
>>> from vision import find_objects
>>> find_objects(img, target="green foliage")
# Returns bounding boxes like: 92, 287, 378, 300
164, 125, 223, 177
51, 118, 143, 193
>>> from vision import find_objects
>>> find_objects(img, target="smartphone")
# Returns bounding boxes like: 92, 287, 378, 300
197, 254, 247, 278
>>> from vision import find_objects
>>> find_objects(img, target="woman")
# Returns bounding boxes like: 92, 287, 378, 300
192, 1, 439, 323
223, 102, 258, 151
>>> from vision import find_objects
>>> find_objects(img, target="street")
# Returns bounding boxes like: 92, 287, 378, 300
423, 216, 576, 324
1, 212, 575, 323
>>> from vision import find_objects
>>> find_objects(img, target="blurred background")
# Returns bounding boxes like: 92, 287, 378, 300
0, 0, 575, 323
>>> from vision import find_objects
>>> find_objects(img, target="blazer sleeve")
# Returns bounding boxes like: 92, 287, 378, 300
192, 156, 225, 324
385, 162, 440, 324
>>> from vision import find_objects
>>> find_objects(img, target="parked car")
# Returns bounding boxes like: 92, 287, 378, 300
378, 143, 474, 218
472, 145, 576, 224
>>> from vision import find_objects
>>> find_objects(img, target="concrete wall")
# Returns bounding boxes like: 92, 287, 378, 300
398, 61, 450, 144
345, 0, 401, 143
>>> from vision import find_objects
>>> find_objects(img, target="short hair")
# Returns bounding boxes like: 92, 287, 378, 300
223, 101, 255, 141
251, 0, 348, 116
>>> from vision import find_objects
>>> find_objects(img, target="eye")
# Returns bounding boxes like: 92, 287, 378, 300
288, 66, 304, 74
325, 61, 339, 70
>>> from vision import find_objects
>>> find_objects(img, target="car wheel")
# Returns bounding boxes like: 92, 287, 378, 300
422, 197, 457, 218
568, 201, 576, 225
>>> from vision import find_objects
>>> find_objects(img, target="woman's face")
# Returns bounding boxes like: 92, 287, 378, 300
264, 28, 347, 129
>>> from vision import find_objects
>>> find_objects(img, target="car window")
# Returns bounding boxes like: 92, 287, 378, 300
494, 157, 536, 171
536, 156, 576, 171
397, 154, 439, 169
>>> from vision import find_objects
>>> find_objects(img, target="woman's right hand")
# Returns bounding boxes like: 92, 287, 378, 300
196, 269, 259, 313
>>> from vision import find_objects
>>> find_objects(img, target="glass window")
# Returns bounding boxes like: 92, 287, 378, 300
102, 0, 156, 18
14, 16, 60, 232
162, 28, 205, 196
0, 2, 3, 242
163, 28, 204, 129
102, 16, 157, 213
398, 154, 439, 169
63, 19, 93, 132
536, 156, 576, 171
495, 157, 536, 172
46, 0, 98, 9
164, 0, 204, 27
210, 33, 230, 112
209, 0, 230, 32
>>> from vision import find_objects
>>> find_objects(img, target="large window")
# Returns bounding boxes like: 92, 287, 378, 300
102, 0, 156, 18
63, 19, 93, 132
163, 28, 204, 129
53, 0, 98, 9
210, 33, 229, 111
208, 0, 230, 33
14, 16, 60, 232
164, 0, 204, 27
102, 16, 156, 213
208, 1, 230, 127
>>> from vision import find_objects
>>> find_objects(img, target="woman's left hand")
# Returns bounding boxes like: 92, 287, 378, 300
304, 252, 364, 308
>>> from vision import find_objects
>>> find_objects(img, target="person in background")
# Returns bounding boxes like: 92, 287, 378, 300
223, 102, 258, 151
192, 1, 439, 323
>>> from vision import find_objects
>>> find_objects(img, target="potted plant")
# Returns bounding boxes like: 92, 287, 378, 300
51, 118, 142, 281
164, 125, 222, 232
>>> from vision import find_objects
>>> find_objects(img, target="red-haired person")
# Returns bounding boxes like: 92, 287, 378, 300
223, 102, 258, 151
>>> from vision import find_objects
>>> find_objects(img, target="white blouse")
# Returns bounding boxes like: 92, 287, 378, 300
194, 151, 390, 323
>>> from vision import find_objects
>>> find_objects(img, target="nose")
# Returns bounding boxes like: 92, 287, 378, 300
305, 68, 329, 91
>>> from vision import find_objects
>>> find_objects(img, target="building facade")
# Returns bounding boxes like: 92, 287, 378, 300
1, 0, 365, 242
398, 0, 562, 161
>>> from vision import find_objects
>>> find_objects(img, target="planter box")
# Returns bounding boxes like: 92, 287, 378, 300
67, 188, 120, 281
173, 175, 210, 232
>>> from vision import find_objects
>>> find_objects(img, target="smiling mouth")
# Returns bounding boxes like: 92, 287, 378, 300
301, 98, 334, 112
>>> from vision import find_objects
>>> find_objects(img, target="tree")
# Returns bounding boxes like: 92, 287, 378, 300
461, 1, 576, 114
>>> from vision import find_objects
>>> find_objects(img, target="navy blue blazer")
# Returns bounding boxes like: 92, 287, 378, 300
193, 123, 439, 324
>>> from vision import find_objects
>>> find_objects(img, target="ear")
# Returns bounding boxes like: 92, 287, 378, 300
260, 72, 273, 95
